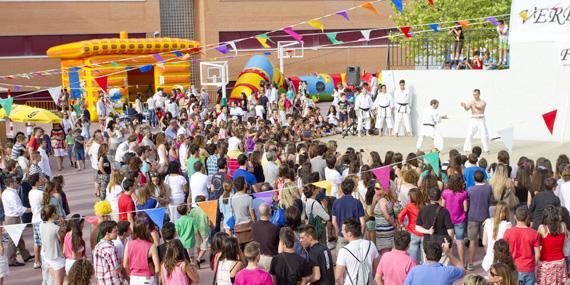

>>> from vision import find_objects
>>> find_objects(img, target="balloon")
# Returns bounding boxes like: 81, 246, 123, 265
108, 88, 122, 102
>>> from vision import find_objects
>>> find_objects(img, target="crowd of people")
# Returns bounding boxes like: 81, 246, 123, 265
0, 83, 568, 285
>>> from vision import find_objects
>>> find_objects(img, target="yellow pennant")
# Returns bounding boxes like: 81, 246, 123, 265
307, 19, 325, 32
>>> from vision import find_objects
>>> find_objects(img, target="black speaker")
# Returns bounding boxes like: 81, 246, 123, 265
346, 66, 360, 86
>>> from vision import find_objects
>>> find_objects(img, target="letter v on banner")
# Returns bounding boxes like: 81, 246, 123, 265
5, 224, 27, 246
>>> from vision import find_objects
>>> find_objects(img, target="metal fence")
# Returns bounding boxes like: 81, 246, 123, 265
387, 29, 501, 70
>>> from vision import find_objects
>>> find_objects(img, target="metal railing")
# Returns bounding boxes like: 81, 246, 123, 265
387, 29, 502, 70
25, 100, 57, 111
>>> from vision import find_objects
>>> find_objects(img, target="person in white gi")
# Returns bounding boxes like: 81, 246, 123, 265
393, 79, 413, 137
461, 89, 490, 154
354, 86, 374, 137
373, 84, 393, 136
370, 73, 379, 98
416, 99, 447, 151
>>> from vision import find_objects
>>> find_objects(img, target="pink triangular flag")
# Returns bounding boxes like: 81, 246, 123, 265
371, 167, 390, 192
95, 76, 108, 93
542, 110, 557, 134
84, 216, 99, 226
283, 27, 303, 42
4, 224, 27, 246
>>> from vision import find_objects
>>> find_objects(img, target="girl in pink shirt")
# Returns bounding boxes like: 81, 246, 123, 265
442, 174, 469, 266
161, 239, 199, 285
63, 214, 85, 274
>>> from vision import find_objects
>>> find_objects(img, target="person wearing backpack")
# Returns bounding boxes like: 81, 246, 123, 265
335, 219, 379, 285
403, 239, 464, 285
269, 227, 312, 285
415, 187, 455, 248
303, 185, 330, 245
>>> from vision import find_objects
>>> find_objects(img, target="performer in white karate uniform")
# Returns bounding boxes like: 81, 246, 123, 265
461, 89, 490, 153
370, 73, 379, 98
354, 85, 374, 137
416, 99, 447, 151
373, 84, 393, 136
393, 79, 413, 136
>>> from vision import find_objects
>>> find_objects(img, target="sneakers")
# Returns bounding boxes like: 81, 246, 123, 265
466, 263, 475, 271
33, 262, 41, 269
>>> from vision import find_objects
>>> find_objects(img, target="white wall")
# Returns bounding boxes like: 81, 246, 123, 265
381, 42, 570, 142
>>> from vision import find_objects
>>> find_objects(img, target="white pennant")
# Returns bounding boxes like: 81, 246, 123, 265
361, 29, 372, 41
497, 127, 514, 153
5, 224, 27, 246
48, 86, 62, 104
228, 41, 238, 55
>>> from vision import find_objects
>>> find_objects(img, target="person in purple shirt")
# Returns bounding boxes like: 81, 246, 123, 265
404, 239, 464, 285
331, 179, 365, 242
232, 154, 257, 187
466, 170, 492, 270
441, 174, 468, 267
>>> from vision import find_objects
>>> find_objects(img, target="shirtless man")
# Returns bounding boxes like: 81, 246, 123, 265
461, 89, 490, 154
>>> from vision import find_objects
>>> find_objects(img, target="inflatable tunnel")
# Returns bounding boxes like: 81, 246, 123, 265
230, 55, 284, 100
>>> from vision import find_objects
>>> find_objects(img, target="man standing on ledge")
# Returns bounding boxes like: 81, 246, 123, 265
461, 89, 490, 154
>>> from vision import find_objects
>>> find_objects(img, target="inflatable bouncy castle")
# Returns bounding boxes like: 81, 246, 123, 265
47, 32, 201, 120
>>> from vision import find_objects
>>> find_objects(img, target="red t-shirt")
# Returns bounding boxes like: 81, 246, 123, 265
27, 136, 39, 151
118, 193, 135, 221
503, 226, 540, 272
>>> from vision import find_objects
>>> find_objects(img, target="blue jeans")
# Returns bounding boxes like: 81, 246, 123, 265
148, 109, 157, 127
518, 272, 535, 285
408, 234, 423, 264
453, 221, 467, 240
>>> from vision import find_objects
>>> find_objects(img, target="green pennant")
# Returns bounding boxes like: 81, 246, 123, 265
326, 32, 343, 45
424, 151, 440, 176
111, 61, 120, 67
72, 104, 81, 116
0, 97, 14, 117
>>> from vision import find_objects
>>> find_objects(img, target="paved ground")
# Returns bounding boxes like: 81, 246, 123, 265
4, 121, 570, 284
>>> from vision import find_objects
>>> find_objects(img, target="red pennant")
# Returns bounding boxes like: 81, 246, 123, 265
428, 0, 434, 5
542, 110, 557, 134
400, 26, 412, 38
95, 76, 108, 93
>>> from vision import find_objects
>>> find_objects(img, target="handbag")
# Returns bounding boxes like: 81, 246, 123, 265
230, 197, 253, 244
501, 188, 519, 209
271, 206, 285, 226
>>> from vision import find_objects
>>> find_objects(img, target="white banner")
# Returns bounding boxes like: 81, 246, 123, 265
560, 42, 570, 65
510, 0, 570, 43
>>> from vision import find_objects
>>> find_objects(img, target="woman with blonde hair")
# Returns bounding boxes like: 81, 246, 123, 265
155, 133, 169, 174
489, 164, 516, 216
489, 262, 517, 285
279, 181, 303, 212
106, 170, 124, 221
481, 201, 512, 272
462, 274, 488, 285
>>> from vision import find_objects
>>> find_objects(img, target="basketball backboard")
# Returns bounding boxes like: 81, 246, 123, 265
277, 41, 304, 59
199, 61, 229, 86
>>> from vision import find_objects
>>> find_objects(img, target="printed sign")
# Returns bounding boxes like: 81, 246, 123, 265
510, 0, 570, 43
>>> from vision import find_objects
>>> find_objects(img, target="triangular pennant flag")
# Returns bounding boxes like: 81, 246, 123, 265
519, 10, 529, 23
283, 27, 303, 42
371, 167, 390, 192
360, 2, 380, 15
198, 200, 219, 224
253, 191, 273, 204
497, 127, 514, 153
182, 53, 191, 60
391, 0, 403, 13
146, 207, 166, 229
458, 20, 469, 28
95, 76, 108, 93
263, 51, 272, 55
428, 0, 434, 5
4, 224, 27, 246
139, 65, 153, 73
307, 19, 325, 32
256, 35, 271, 48
429, 23, 439, 32
486, 17, 499, 26
215, 44, 230, 54
542, 110, 557, 134
361, 29, 372, 41
84, 215, 99, 226
48, 86, 62, 104
228, 41, 238, 55
424, 151, 440, 176
400, 26, 412, 38
14, 85, 21, 92
336, 10, 351, 22
326, 32, 343, 45
111, 61, 120, 67
312, 181, 332, 196
152, 54, 164, 62
173, 51, 183, 57
0, 97, 14, 117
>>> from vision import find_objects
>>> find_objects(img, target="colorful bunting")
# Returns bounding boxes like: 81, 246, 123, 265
542, 110, 557, 134
336, 10, 351, 22
326, 32, 344, 45
519, 10, 529, 23
111, 61, 120, 67
360, 2, 380, 15
182, 53, 191, 60
173, 51, 183, 57
429, 23, 439, 32
283, 27, 303, 42
0, 97, 14, 117
497, 127, 514, 153
139, 65, 153, 73
14, 85, 21, 92
312, 181, 332, 196
4, 224, 27, 247
48, 86, 62, 104
391, 0, 403, 14
146, 208, 166, 229
361, 29, 372, 41
253, 191, 273, 204
95, 76, 108, 93
152, 54, 164, 62
256, 34, 272, 48
486, 17, 499, 26
400, 26, 412, 38
198, 200, 219, 224
371, 167, 390, 192
424, 151, 440, 176
215, 44, 230, 54
458, 20, 469, 28
307, 19, 325, 32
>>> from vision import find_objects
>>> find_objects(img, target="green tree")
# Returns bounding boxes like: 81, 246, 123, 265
388, 0, 512, 65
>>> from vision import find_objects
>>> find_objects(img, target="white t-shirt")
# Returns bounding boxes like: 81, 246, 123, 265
106, 185, 123, 214
325, 167, 343, 197
179, 143, 189, 172
165, 174, 187, 201
114, 142, 129, 163
556, 180, 570, 208
228, 136, 241, 152
29, 188, 44, 223
89, 142, 101, 169
146, 97, 156, 111
481, 218, 511, 271
112, 238, 125, 260
336, 239, 379, 285
39, 148, 52, 177
189, 172, 209, 206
